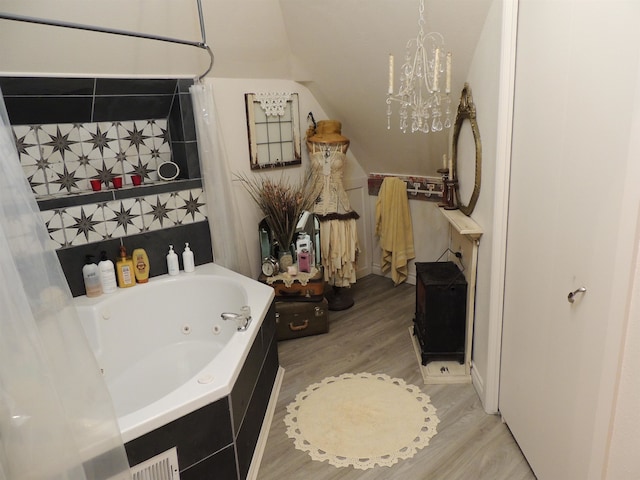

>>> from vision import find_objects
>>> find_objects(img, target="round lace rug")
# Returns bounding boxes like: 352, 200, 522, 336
284, 372, 439, 470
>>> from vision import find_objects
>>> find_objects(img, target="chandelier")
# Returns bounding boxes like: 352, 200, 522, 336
386, 0, 452, 134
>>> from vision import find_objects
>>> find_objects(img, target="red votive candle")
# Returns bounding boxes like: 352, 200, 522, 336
131, 174, 142, 186
112, 177, 123, 189
90, 179, 102, 191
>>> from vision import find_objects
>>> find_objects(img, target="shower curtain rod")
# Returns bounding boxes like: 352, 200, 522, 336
0, 2, 214, 80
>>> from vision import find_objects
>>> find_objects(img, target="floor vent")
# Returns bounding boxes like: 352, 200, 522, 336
130, 447, 180, 480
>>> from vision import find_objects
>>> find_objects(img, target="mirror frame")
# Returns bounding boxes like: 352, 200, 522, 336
452, 83, 482, 216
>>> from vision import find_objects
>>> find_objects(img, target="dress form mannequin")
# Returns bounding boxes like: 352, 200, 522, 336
306, 120, 359, 310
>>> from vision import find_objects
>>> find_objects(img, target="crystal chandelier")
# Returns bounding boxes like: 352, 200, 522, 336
386, 0, 452, 133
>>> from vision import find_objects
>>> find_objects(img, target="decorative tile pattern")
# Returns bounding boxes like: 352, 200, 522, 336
12, 118, 174, 198
40, 209, 66, 249
175, 188, 208, 225
140, 191, 178, 232
103, 198, 144, 238
61, 204, 107, 246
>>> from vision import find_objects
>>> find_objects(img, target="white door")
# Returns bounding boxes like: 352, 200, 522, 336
499, 1, 640, 479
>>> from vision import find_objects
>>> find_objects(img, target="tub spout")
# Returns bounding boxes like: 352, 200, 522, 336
221, 307, 252, 332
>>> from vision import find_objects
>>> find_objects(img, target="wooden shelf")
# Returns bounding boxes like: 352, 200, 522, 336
438, 207, 483, 239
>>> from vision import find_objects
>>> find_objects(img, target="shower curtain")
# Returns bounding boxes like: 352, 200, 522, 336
190, 81, 252, 277
0, 91, 131, 479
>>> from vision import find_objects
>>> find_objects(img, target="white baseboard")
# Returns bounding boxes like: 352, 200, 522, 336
471, 361, 498, 414
247, 366, 285, 480
371, 263, 416, 285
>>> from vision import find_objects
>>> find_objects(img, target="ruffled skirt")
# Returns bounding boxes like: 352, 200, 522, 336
319, 218, 359, 287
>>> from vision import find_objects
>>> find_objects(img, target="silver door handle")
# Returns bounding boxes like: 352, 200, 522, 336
567, 287, 587, 303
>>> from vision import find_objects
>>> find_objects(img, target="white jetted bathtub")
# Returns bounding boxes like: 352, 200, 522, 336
74, 262, 275, 443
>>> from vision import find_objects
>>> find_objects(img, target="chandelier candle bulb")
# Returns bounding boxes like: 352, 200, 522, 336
388, 54, 394, 94
446, 52, 452, 93
433, 48, 440, 91
443, 154, 448, 171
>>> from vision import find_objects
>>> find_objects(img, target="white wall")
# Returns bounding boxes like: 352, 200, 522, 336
454, 0, 503, 409
208, 78, 370, 279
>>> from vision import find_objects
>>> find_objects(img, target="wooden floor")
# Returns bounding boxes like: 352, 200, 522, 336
257, 274, 536, 480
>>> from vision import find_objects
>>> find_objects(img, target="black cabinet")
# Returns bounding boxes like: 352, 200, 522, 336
414, 262, 467, 365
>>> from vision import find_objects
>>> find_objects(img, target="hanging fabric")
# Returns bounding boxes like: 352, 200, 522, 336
375, 177, 416, 285
190, 81, 252, 277
0, 91, 131, 479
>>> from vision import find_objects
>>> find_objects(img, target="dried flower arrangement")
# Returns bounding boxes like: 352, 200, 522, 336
236, 172, 316, 254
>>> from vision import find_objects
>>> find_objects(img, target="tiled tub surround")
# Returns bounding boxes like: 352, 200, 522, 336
1, 76, 210, 296
37, 184, 207, 249
13, 119, 172, 197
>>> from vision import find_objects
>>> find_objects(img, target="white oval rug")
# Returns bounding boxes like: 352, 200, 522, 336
284, 372, 439, 470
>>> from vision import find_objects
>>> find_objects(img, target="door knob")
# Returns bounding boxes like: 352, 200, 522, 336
567, 287, 587, 303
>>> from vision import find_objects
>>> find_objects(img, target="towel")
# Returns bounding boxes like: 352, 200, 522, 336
375, 177, 415, 285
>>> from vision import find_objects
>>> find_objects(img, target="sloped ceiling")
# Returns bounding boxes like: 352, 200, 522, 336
0, 0, 493, 177
279, 0, 493, 176
206, 0, 493, 176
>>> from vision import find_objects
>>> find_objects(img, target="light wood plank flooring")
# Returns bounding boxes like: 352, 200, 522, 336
257, 274, 535, 480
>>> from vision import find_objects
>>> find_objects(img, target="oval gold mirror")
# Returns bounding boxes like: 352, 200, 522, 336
451, 83, 482, 216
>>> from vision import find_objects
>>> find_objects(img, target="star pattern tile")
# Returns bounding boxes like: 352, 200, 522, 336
15, 118, 173, 196
50, 162, 83, 193
40, 187, 207, 248
16, 117, 209, 254
176, 189, 207, 224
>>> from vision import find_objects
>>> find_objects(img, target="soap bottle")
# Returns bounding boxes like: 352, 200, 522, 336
116, 246, 136, 288
182, 242, 195, 273
82, 255, 102, 297
98, 250, 117, 294
132, 248, 150, 283
167, 245, 179, 276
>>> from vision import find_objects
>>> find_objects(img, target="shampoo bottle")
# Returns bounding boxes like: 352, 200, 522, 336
98, 250, 117, 294
116, 246, 136, 288
182, 242, 195, 273
132, 248, 150, 283
82, 255, 102, 297
167, 245, 179, 276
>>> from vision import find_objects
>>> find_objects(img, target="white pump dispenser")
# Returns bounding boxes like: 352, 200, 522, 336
167, 245, 179, 276
183, 242, 195, 273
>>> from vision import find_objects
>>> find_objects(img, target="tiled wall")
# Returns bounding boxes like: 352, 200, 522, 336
14, 119, 171, 197
0, 76, 213, 296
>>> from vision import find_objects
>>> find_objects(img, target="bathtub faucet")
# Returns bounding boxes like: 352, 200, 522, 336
221, 306, 252, 331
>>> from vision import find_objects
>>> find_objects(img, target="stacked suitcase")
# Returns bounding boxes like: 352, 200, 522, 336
259, 268, 329, 341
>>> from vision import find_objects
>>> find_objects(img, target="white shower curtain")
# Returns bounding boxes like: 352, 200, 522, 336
190, 81, 252, 277
0, 91, 131, 479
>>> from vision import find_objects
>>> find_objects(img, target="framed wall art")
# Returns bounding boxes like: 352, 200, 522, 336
245, 92, 301, 170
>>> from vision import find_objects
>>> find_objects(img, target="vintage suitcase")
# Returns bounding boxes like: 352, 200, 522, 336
275, 298, 329, 341
260, 268, 325, 302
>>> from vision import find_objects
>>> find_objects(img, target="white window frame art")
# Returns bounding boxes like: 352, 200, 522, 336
245, 92, 301, 170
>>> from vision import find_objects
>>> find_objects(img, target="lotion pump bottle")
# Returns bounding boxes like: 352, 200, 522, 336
98, 250, 117, 294
82, 255, 102, 297
116, 246, 136, 288
182, 242, 195, 273
167, 245, 179, 276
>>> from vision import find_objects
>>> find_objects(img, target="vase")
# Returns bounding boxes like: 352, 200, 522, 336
278, 250, 294, 273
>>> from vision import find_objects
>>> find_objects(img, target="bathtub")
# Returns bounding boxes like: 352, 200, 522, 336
73, 262, 275, 444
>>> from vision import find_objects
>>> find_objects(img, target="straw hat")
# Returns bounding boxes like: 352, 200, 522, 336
308, 120, 349, 143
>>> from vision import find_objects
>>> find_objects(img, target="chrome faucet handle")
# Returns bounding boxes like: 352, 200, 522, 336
221, 310, 252, 331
